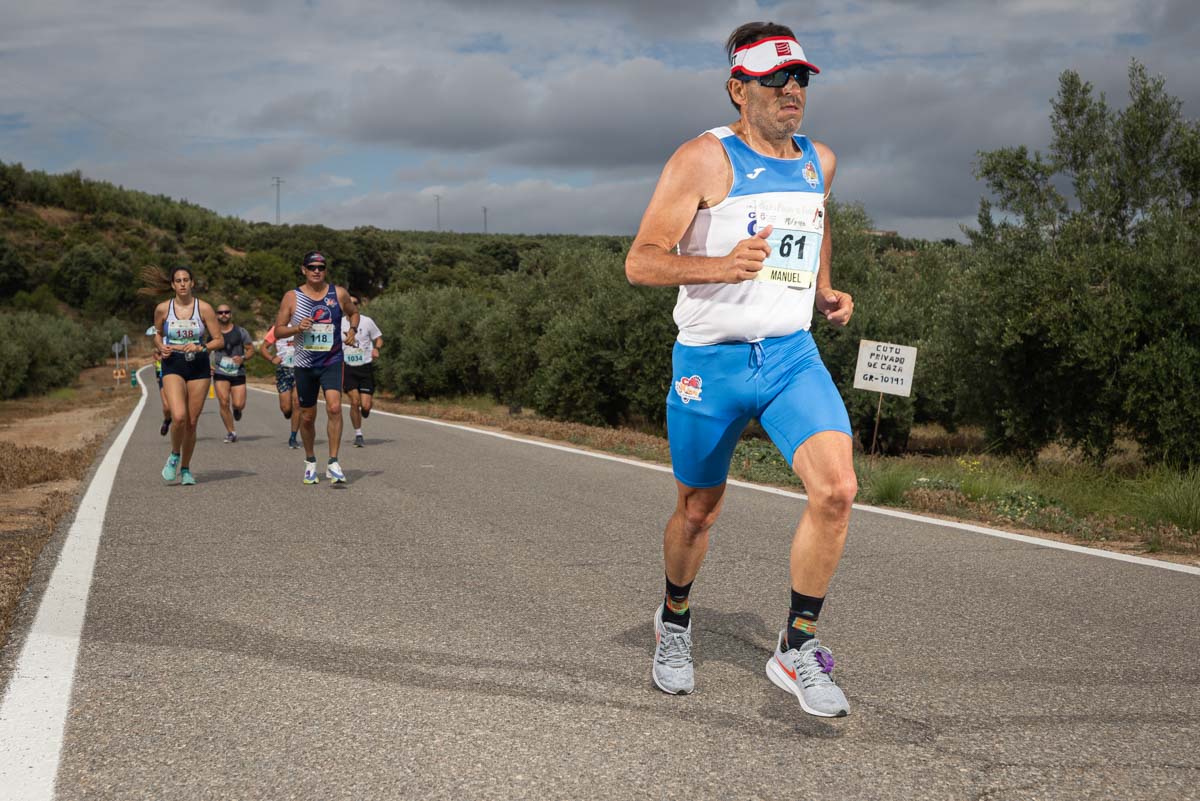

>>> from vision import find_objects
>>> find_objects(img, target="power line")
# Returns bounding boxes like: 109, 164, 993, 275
270, 176, 280, 224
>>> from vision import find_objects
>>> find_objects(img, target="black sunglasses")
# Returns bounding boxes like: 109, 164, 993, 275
217, 310, 232, 315
738, 66, 810, 89
305, 264, 327, 271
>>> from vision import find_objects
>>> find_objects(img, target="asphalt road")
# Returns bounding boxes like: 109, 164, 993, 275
2, 378, 1198, 800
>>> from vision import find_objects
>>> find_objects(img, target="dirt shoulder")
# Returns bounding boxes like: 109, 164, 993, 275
0, 367, 140, 650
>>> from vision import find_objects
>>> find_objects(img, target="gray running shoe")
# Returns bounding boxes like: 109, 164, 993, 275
353, 434, 365, 448
161, 453, 180, 482
652, 604, 694, 695
223, 432, 238, 444
766, 633, 850, 717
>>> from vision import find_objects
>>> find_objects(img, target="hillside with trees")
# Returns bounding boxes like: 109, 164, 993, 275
1, 61, 1196, 468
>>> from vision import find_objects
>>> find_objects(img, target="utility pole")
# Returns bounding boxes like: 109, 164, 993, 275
482, 205, 488, 234
271, 177, 284, 225
435, 194, 441, 231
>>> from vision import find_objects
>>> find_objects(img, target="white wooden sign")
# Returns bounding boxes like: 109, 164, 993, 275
853, 340, 917, 397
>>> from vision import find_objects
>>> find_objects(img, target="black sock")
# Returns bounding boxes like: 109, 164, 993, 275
306, 456, 316, 464
328, 457, 338, 464
785, 591, 824, 650
662, 576, 693, 628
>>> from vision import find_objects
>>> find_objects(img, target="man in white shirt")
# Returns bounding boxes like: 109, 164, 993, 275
341, 295, 384, 448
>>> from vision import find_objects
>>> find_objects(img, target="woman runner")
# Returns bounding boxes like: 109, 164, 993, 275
153, 265, 224, 485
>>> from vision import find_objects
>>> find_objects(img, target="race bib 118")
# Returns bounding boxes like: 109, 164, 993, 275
301, 323, 335, 352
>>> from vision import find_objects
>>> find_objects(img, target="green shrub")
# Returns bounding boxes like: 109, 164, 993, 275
1136, 468, 1200, 534
858, 460, 917, 506
370, 287, 487, 399
0, 311, 90, 398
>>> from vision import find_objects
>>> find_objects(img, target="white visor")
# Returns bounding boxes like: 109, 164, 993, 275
730, 36, 820, 77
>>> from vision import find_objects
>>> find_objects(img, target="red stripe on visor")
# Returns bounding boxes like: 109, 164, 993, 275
730, 36, 820, 76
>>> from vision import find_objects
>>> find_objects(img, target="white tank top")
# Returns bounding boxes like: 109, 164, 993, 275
162, 298, 205, 346
673, 127, 826, 345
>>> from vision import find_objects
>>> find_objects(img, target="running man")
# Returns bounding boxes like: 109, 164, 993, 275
272, 251, 359, 484
146, 325, 171, 436
259, 324, 301, 449
625, 22, 857, 716
153, 265, 224, 485
210, 304, 254, 444
341, 295, 383, 448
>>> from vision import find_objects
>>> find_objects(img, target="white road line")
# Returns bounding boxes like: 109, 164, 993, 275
0, 367, 148, 800
251, 385, 1199, 577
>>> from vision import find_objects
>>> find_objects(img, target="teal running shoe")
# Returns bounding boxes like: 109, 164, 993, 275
161, 453, 181, 482
180, 468, 196, 486
652, 604, 694, 695
766, 633, 850, 717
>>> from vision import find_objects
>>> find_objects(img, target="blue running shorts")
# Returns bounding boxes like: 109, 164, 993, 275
294, 362, 343, 408
666, 329, 852, 488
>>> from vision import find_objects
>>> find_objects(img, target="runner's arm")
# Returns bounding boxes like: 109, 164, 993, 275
338, 288, 360, 347
626, 135, 773, 287
152, 303, 171, 356
238, 329, 254, 363
810, 142, 853, 327
274, 293, 303, 339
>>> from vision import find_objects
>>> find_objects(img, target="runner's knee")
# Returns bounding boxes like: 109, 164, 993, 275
676, 493, 723, 537
806, 473, 858, 524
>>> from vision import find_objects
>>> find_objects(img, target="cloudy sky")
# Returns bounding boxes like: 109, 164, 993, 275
1, 1, 1195, 239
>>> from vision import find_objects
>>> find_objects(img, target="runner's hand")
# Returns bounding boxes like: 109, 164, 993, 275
344, 332, 356, 348
297, 317, 313, 331
273, 355, 282, 365
371, 348, 380, 359
816, 289, 854, 327
724, 225, 772, 282
233, 356, 243, 366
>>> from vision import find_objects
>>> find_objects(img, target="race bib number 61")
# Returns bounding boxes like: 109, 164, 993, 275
753, 196, 825, 290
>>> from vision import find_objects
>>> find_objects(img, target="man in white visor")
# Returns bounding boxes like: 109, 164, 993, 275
626, 21, 857, 717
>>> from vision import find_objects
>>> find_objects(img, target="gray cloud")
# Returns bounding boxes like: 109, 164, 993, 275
302, 176, 656, 235
2, 0, 1193, 243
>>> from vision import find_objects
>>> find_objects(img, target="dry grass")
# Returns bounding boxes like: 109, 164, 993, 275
374, 397, 1200, 566
0, 367, 138, 650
